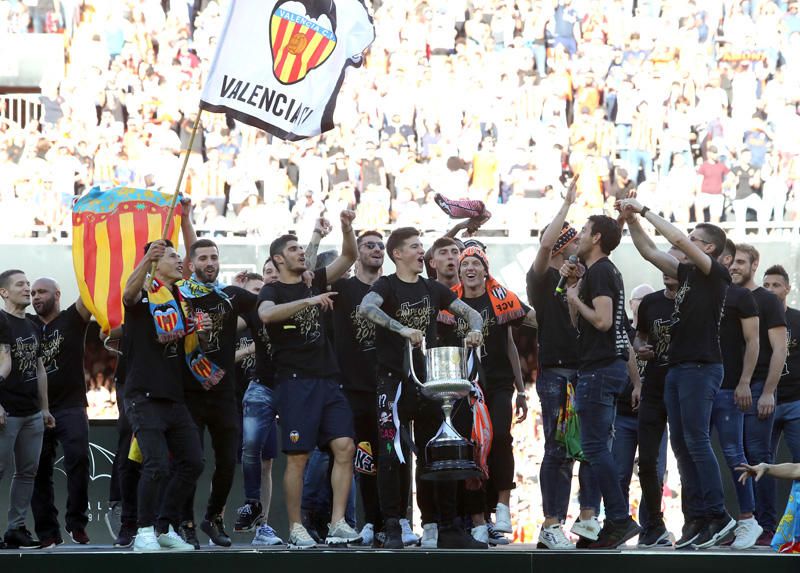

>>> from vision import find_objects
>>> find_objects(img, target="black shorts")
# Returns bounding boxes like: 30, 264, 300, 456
275, 376, 354, 453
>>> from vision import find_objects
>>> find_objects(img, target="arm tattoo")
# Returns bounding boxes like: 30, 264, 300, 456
449, 299, 483, 332
359, 292, 407, 334
305, 234, 322, 270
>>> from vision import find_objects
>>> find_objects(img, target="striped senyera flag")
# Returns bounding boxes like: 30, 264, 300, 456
72, 187, 182, 334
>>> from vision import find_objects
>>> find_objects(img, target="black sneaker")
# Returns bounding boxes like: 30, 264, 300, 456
588, 517, 641, 549
638, 523, 670, 548
178, 521, 201, 550
4, 526, 40, 549
692, 513, 736, 549
674, 518, 705, 549
382, 518, 404, 550
437, 525, 488, 549
575, 536, 593, 548
114, 522, 137, 548
234, 501, 263, 532
201, 515, 232, 548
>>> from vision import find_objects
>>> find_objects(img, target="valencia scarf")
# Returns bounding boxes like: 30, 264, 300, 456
148, 277, 225, 390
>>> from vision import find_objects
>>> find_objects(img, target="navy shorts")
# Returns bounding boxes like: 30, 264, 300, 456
275, 376, 355, 453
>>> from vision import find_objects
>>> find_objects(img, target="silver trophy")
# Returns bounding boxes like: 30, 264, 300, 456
407, 340, 481, 481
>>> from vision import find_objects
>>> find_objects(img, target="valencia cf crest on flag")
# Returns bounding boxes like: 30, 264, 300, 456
270, 0, 338, 85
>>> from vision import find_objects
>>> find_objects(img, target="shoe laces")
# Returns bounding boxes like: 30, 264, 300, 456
258, 524, 277, 536
292, 524, 313, 542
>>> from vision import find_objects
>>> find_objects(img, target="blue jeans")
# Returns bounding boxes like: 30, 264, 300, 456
536, 368, 601, 521
301, 448, 356, 527
612, 413, 667, 527
531, 43, 547, 75
575, 360, 630, 522
711, 389, 755, 515
745, 381, 777, 531
772, 399, 800, 463
628, 149, 653, 181
664, 363, 726, 518
241, 382, 278, 502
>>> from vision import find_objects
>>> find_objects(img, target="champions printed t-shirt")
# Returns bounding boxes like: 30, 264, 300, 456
751, 286, 787, 381
332, 276, 377, 393
0, 310, 41, 416
779, 307, 800, 404
244, 309, 275, 388
526, 266, 579, 369
719, 285, 759, 390
370, 274, 457, 376
184, 286, 258, 394
636, 289, 675, 391
576, 257, 629, 369
667, 260, 731, 365
439, 292, 530, 390
258, 268, 339, 379
30, 304, 89, 410
123, 290, 187, 403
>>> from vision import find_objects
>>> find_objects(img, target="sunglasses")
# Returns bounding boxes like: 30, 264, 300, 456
361, 241, 385, 250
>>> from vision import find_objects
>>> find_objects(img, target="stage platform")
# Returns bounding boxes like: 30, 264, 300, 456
0, 543, 794, 573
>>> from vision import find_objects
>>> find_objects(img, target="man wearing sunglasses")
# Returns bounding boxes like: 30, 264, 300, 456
617, 198, 736, 549
331, 231, 409, 547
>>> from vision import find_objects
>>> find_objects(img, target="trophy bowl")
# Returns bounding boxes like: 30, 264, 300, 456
407, 342, 481, 481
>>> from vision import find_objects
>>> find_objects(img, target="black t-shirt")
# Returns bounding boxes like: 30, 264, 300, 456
0, 310, 41, 416
668, 260, 731, 365
617, 323, 638, 418
779, 307, 800, 404
123, 290, 187, 402
234, 326, 256, 401
258, 268, 339, 379
636, 289, 675, 390
439, 292, 529, 390
371, 274, 457, 376
526, 266, 579, 368
184, 286, 257, 394
244, 309, 274, 388
751, 286, 787, 381
30, 304, 89, 410
577, 257, 629, 369
333, 276, 377, 393
719, 285, 759, 390
732, 165, 759, 200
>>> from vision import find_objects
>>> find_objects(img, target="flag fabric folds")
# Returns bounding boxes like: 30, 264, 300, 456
200, 0, 375, 141
72, 187, 183, 334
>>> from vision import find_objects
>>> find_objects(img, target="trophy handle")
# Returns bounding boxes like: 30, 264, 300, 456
464, 342, 481, 383
406, 339, 426, 388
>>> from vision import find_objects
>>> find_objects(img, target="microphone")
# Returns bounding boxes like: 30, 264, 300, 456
555, 255, 579, 295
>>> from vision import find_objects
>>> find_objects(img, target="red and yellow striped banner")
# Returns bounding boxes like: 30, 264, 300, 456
72, 187, 182, 334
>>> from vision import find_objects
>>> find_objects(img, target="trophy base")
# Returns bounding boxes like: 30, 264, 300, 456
421, 438, 481, 482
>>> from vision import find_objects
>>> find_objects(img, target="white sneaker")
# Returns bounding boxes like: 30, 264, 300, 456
487, 523, 510, 546
421, 522, 438, 548
158, 526, 195, 551
252, 523, 284, 546
399, 518, 421, 546
494, 503, 512, 533
288, 523, 316, 549
731, 517, 763, 550
325, 518, 362, 545
571, 516, 601, 541
133, 526, 161, 552
538, 523, 575, 550
359, 523, 374, 546
471, 524, 489, 544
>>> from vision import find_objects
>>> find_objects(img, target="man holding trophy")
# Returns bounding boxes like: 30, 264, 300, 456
358, 227, 485, 550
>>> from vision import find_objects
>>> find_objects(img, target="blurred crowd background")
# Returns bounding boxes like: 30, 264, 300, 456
2, 0, 800, 241
1, 0, 797, 542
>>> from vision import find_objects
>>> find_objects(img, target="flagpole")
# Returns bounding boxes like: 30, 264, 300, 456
149, 107, 203, 285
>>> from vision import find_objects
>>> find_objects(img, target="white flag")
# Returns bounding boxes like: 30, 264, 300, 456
200, 0, 374, 141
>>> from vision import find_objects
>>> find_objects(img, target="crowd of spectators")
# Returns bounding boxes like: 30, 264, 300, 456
2, 0, 800, 241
